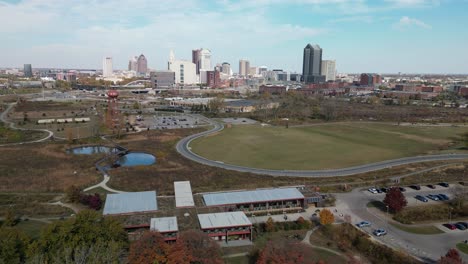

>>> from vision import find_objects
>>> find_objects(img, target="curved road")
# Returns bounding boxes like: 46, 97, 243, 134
0, 103, 53, 146
176, 117, 468, 177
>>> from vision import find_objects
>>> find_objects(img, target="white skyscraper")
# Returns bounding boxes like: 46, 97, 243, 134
199, 49, 211, 71
239, 59, 250, 76
103, 57, 113, 77
128, 56, 138, 71
321, 60, 336, 81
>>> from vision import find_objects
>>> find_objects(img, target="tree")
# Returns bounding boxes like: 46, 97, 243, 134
0, 226, 30, 264
128, 231, 169, 264
208, 95, 225, 115
438, 248, 463, 264
320, 100, 337, 121
166, 239, 193, 264
265, 217, 275, 232
3, 207, 16, 227
383, 187, 407, 213
65, 185, 82, 203
319, 209, 334, 225
256, 240, 317, 264
296, 217, 311, 230
178, 230, 222, 264
28, 210, 128, 263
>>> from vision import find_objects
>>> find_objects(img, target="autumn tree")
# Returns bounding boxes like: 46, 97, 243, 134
178, 230, 223, 264
256, 240, 317, 264
0, 226, 30, 264
383, 187, 408, 213
166, 238, 193, 264
128, 231, 169, 264
296, 217, 312, 230
319, 209, 334, 225
438, 248, 463, 264
28, 210, 128, 263
65, 185, 82, 203
265, 217, 276, 232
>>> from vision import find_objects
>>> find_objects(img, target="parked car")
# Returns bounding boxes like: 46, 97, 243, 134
455, 223, 467, 230
380, 188, 389, 193
399, 187, 406, 192
373, 229, 387, 236
357, 221, 371, 228
415, 195, 428, 202
368, 188, 378, 194
439, 182, 449, 188
437, 194, 449, 201
427, 194, 440, 201
427, 184, 436, 189
456, 222, 468, 229
410, 185, 421, 190
443, 223, 457, 230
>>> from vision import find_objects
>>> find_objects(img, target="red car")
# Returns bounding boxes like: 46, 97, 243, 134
443, 223, 457, 230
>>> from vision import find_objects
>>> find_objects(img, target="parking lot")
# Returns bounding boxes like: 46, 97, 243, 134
142, 114, 208, 130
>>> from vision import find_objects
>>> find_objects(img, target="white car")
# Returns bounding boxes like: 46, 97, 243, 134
368, 188, 378, 194
373, 229, 387, 236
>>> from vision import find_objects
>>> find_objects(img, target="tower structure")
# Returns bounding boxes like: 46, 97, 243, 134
106, 90, 120, 132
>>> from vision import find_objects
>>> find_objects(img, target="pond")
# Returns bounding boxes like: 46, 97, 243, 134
115, 152, 156, 167
67, 146, 116, 155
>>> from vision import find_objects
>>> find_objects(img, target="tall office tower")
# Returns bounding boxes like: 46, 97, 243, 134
128, 56, 138, 71
221, 62, 231, 75
136, 54, 148, 76
302, 44, 325, 84
199, 48, 211, 71
23, 64, 32, 77
239, 59, 250, 76
321, 60, 336, 81
102, 57, 113, 77
258, 66, 268, 75
192, 49, 201, 74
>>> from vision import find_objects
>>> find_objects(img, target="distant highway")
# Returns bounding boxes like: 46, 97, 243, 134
176, 117, 468, 177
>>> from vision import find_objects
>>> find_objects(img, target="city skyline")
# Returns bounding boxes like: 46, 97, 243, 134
1, 0, 467, 73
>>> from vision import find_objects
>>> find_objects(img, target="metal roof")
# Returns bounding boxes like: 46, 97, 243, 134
103, 191, 158, 215
198, 211, 251, 229
150, 217, 178, 233
203, 188, 304, 206
174, 181, 195, 207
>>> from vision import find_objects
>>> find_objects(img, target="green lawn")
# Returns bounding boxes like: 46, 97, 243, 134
190, 123, 466, 170
456, 243, 468, 255
389, 223, 444, 235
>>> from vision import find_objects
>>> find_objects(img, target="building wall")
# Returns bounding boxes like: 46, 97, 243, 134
103, 57, 113, 77
302, 44, 323, 84
321, 60, 336, 81
207, 70, 221, 88
259, 85, 287, 95
150, 71, 175, 88
199, 49, 211, 71
239, 60, 250, 76
202, 226, 251, 242
168, 60, 197, 85
23, 64, 33, 77
136, 54, 148, 76
222, 63, 231, 75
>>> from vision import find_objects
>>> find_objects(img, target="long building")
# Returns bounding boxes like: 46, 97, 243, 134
103, 191, 158, 215
198, 211, 252, 242
150, 217, 179, 242
203, 188, 305, 214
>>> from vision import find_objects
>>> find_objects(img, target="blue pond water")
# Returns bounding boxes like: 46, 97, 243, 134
67, 146, 116, 155
116, 152, 156, 167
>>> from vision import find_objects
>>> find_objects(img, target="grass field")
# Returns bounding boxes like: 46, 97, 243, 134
456, 243, 468, 254
190, 123, 466, 170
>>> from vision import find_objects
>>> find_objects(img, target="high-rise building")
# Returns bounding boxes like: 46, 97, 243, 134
102, 57, 113, 77
23, 64, 32, 77
136, 54, 148, 76
128, 56, 138, 71
221, 62, 231, 75
199, 49, 211, 71
249, 67, 258, 76
321, 60, 336, 81
207, 70, 221, 88
239, 59, 250, 76
302, 44, 325, 84
168, 51, 197, 85
258, 66, 268, 75
192, 49, 201, 74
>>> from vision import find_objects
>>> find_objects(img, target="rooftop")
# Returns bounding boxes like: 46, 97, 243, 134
174, 181, 195, 208
198, 211, 251, 229
103, 191, 158, 215
203, 188, 304, 206
150, 216, 178, 233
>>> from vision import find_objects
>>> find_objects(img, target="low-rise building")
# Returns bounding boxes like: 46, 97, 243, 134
198, 211, 252, 242
150, 217, 179, 242
103, 191, 158, 215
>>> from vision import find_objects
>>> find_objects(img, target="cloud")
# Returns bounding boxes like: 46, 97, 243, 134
384, 0, 439, 8
394, 16, 432, 29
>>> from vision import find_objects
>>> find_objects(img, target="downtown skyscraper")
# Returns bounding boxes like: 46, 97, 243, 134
302, 44, 325, 84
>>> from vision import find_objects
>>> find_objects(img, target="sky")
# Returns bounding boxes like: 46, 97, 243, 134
1, 0, 467, 73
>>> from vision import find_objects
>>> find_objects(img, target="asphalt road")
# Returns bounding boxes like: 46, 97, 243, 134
175, 118, 468, 177
335, 186, 468, 263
